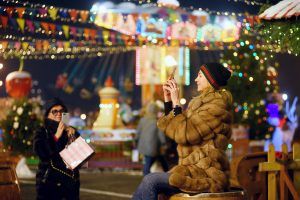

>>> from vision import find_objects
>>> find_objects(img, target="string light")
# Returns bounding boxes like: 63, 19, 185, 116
4, 31, 283, 59
227, 0, 264, 6
0, 45, 136, 60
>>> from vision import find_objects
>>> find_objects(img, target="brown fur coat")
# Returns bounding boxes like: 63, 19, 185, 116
157, 87, 233, 193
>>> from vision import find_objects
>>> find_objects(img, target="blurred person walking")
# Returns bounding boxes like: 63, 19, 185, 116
136, 102, 169, 176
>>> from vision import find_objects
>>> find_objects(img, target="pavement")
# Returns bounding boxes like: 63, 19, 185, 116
20, 170, 143, 200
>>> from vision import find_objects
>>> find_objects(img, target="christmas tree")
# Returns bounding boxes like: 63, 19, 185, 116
220, 21, 279, 140
0, 98, 43, 156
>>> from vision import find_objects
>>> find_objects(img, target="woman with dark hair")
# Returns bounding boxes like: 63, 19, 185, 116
33, 98, 80, 200
132, 63, 233, 199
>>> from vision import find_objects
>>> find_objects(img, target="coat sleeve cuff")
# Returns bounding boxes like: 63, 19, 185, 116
53, 135, 59, 142
164, 101, 173, 115
173, 106, 182, 116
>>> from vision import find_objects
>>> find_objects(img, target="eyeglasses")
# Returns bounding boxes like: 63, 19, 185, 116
50, 109, 65, 116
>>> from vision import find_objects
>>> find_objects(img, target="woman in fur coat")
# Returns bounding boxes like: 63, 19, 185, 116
132, 63, 232, 200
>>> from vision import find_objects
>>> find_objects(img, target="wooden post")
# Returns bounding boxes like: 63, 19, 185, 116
280, 144, 288, 200
258, 144, 278, 200
260, 143, 300, 200
293, 143, 300, 192
267, 144, 277, 200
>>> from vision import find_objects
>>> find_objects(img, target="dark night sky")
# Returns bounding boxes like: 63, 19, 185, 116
1, 0, 299, 111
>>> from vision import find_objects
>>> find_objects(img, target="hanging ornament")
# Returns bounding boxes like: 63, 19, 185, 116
6, 71, 32, 99
124, 78, 134, 92
80, 88, 93, 99
55, 73, 68, 89
63, 84, 74, 94
5, 60, 32, 99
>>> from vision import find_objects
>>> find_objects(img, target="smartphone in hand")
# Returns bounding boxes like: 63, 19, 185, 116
169, 67, 177, 80
62, 112, 70, 125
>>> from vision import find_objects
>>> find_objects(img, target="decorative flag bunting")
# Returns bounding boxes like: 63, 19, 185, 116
63, 41, 70, 50
84, 28, 90, 40
26, 19, 34, 32
21, 42, 29, 50
34, 21, 40, 29
70, 26, 77, 38
35, 40, 42, 50
69, 10, 78, 22
6, 7, 14, 17
16, 7, 26, 18
48, 8, 58, 20
1, 16, 8, 29
42, 40, 49, 51
16, 18, 25, 32
9, 18, 17, 28
80, 11, 89, 23
14, 41, 21, 50
90, 29, 96, 41
49, 23, 56, 35
62, 25, 69, 38
41, 22, 49, 34
1, 41, 8, 49
39, 8, 47, 16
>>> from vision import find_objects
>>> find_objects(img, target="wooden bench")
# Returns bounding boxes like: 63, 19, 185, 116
0, 152, 21, 200
168, 190, 245, 200
230, 152, 268, 200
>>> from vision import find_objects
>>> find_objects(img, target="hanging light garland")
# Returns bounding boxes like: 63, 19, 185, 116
227, 0, 264, 6
1, 0, 288, 59
0, 45, 136, 60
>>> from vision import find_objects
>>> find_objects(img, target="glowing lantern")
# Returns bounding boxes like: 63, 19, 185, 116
5, 71, 32, 99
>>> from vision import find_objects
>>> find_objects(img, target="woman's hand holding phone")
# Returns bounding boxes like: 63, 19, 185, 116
163, 67, 177, 102
163, 67, 179, 106
55, 121, 65, 140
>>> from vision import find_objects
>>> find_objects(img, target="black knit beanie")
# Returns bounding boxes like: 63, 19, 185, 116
200, 62, 231, 89
44, 97, 67, 117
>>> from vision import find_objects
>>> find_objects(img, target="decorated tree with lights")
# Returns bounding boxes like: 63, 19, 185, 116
0, 99, 42, 156
220, 22, 279, 140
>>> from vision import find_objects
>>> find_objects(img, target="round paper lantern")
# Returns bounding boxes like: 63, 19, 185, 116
5, 71, 32, 99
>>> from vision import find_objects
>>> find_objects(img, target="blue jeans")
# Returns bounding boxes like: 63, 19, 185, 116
132, 172, 180, 200
143, 155, 169, 176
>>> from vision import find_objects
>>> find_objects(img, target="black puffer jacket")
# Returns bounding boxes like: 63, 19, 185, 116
33, 119, 80, 199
